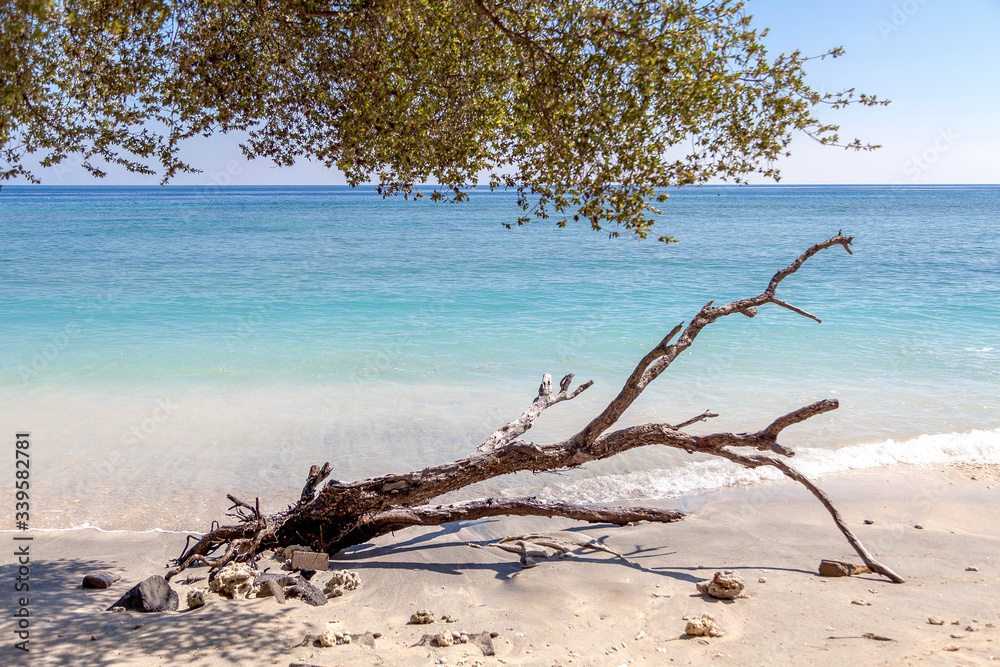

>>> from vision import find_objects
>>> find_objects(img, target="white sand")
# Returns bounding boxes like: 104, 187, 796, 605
7, 463, 1000, 666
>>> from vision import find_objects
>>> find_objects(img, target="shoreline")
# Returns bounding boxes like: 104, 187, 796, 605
6, 462, 999, 665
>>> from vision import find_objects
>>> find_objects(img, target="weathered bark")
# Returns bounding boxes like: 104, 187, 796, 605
168, 232, 904, 584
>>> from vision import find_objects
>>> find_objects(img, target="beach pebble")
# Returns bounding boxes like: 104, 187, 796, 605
685, 614, 724, 638
82, 572, 121, 589
186, 588, 208, 609
435, 631, 455, 647
965, 566, 979, 572
863, 519, 875, 525
851, 599, 871, 606
411, 610, 436, 624
928, 618, 945, 625
818, 560, 868, 577
914, 524, 924, 529
758, 577, 767, 584
324, 570, 361, 597
441, 614, 458, 623
209, 562, 259, 600
108, 575, 179, 613
284, 581, 328, 607
696, 570, 745, 599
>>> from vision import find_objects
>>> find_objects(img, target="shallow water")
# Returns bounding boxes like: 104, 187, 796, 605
2, 184, 998, 530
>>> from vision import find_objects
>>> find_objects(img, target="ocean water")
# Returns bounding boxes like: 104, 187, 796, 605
1, 184, 998, 531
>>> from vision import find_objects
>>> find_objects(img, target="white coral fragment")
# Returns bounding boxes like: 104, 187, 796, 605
209, 562, 259, 600
685, 614, 725, 638
324, 569, 361, 598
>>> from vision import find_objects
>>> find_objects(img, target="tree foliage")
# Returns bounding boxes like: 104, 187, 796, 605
2, 0, 885, 239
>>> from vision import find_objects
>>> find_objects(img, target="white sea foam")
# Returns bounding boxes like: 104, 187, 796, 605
533, 428, 1000, 504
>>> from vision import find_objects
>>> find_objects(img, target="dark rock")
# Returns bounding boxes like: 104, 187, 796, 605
257, 573, 298, 587
83, 572, 121, 589
290, 550, 329, 572
108, 576, 179, 613
283, 581, 327, 606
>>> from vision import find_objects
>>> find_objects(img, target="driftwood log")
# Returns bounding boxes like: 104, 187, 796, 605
168, 232, 904, 584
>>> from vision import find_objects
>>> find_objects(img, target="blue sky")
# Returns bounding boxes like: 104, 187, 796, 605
17, 0, 1000, 186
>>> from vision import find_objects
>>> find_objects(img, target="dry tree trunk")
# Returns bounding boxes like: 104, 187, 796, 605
168, 232, 904, 584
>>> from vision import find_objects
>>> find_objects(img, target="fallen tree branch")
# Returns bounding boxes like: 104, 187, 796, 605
169, 233, 904, 584
714, 448, 904, 583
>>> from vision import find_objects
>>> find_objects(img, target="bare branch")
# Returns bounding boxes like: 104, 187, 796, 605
573, 234, 852, 449
771, 298, 821, 323
765, 233, 854, 296
478, 373, 594, 452
714, 449, 904, 583
359, 499, 684, 536
300, 462, 333, 503
572, 322, 683, 446
761, 399, 839, 440
672, 410, 719, 430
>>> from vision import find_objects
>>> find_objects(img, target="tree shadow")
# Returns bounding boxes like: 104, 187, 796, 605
1, 557, 305, 666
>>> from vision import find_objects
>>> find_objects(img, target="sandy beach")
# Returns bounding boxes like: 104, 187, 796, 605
5, 462, 997, 666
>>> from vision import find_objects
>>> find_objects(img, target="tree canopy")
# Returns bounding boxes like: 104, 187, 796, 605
2, 0, 884, 240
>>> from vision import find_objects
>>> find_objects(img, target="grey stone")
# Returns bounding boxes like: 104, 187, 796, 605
108, 576, 179, 613
283, 581, 327, 606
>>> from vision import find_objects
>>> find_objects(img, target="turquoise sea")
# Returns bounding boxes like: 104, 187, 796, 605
2, 184, 998, 531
